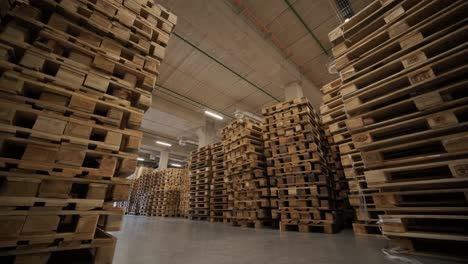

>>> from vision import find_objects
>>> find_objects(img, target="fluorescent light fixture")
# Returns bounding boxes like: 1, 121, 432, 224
170, 163, 182, 167
156, 140, 172, 147
204, 110, 223, 120
344, 18, 350, 22
137, 157, 145, 161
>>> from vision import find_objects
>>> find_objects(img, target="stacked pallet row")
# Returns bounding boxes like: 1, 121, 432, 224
122, 168, 139, 214
189, 146, 212, 221
125, 168, 186, 216
329, 0, 467, 259
222, 116, 276, 228
146, 170, 166, 216
160, 168, 185, 217
262, 97, 340, 233
222, 144, 233, 224
209, 142, 229, 223
0, 0, 176, 261
320, 79, 380, 236
126, 167, 158, 215
320, 80, 354, 227
179, 166, 191, 218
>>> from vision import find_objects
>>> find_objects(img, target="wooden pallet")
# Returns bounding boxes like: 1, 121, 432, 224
0, 98, 141, 153
361, 131, 468, 169
352, 104, 468, 151
339, 1, 465, 81
0, 170, 130, 203
373, 188, 468, 209
342, 27, 467, 101
0, 228, 116, 263
264, 97, 343, 232
345, 78, 468, 134
262, 97, 316, 115
280, 220, 340, 234
352, 222, 383, 237
365, 157, 468, 189
381, 215, 468, 261
222, 116, 273, 226
334, 0, 464, 70
188, 146, 212, 220
327, 0, 468, 250
0, 1, 177, 260
385, 235, 468, 262
331, 0, 429, 57
125, 168, 186, 217
231, 219, 278, 229
342, 43, 468, 104
0, 14, 154, 107
0, 70, 144, 128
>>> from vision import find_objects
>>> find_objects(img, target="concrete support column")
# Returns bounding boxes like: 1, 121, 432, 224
159, 150, 169, 170
196, 120, 216, 148
284, 81, 304, 100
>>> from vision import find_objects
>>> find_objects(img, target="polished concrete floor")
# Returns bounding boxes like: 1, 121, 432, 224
111, 216, 445, 264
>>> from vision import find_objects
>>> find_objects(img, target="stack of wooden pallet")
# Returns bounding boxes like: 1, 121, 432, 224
320, 80, 354, 227
222, 116, 276, 228
161, 168, 185, 217
262, 97, 340, 233
222, 143, 233, 224
126, 167, 157, 215
330, 0, 467, 259
209, 142, 229, 223
320, 79, 379, 235
126, 168, 155, 215
0, 0, 176, 261
147, 170, 167, 217
125, 167, 186, 217
179, 166, 191, 218
189, 146, 212, 221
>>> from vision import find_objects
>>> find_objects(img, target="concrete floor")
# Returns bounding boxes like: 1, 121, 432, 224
111, 216, 447, 264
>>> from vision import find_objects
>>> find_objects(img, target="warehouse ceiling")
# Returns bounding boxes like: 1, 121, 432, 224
141, 0, 372, 158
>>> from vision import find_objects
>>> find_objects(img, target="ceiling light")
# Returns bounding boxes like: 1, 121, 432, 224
204, 110, 223, 120
156, 140, 172, 147
170, 163, 182, 167
344, 18, 350, 22
137, 157, 145, 161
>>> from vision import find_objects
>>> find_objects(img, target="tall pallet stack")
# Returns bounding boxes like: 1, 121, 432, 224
222, 116, 276, 228
161, 168, 184, 217
0, 0, 176, 261
329, 0, 467, 259
126, 167, 158, 215
126, 167, 150, 215
262, 97, 340, 233
320, 80, 354, 227
222, 144, 233, 224
320, 79, 380, 236
123, 174, 138, 214
125, 168, 186, 217
189, 146, 212, 221
147, 170, 165, 216
179, 167, 191, 218
209, 142, 229, 223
